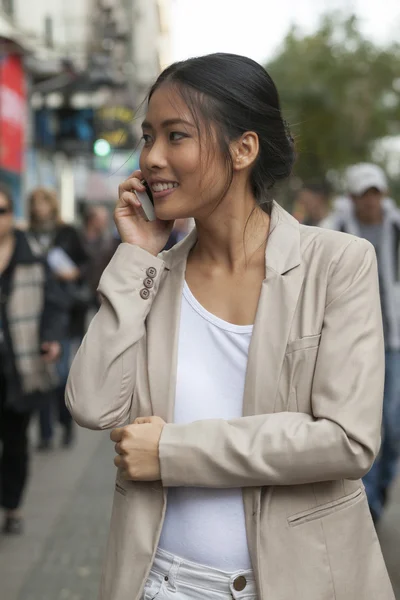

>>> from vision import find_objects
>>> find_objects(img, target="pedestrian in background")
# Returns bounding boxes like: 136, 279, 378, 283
0, 184, 66, 534
27, 187, 90, 449
66, 54, 394, 600
80, 205, 114, 312
327, 163, 400, 524
295, 181, 334, 227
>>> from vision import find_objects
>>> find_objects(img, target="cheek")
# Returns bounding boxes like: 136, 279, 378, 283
139, 151, 146, 173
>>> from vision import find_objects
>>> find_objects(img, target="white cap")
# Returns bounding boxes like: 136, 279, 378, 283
345, 163, 387, 196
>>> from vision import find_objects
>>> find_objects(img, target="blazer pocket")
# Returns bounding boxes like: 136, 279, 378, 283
286, 334, 321, 354
287, 488, 364, 527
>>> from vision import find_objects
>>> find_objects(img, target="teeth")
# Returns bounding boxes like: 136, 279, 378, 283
151, 182, 178, 192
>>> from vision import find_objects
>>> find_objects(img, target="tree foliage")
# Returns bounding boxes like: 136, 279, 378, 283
266, 13, 400, 182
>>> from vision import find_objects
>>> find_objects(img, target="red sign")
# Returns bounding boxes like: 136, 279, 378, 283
0, 54, 26, 173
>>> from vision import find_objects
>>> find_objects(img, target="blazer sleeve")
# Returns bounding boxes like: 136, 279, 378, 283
159, 240, 385, 488
65, 243, 165, 430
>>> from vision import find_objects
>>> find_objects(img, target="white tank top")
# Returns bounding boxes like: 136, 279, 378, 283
158, 282, 253, 571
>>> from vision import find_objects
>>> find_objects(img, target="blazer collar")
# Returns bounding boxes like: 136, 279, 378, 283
162, 202, 301, 276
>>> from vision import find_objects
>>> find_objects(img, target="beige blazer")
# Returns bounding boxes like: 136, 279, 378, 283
66, 203, 395, 600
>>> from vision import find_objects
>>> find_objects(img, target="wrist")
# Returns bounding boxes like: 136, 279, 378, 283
124, 241, 160, 257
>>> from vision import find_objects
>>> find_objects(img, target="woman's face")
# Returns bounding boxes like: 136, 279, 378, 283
32, 194, 54, 223
139, 85, 228, 221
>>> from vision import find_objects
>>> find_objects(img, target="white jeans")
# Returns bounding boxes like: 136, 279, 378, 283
142, 548, 257, 600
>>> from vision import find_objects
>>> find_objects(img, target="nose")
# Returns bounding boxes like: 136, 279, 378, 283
143, 139, 168, 171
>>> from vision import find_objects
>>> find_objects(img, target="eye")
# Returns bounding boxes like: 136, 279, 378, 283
169, 131, 187, 142
142, 133, 152, 145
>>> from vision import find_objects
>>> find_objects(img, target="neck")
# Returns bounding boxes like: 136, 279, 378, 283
32, 219, 56, 232
192, 185, 270, 273
85, 225, 100, 240
356, 210, 383, 226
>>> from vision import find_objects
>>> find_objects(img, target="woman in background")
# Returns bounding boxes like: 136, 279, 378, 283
27, 188, 89, 449
0, 184, 65, 534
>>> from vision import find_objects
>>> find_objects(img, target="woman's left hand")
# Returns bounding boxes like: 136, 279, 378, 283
110, 416, 166, 481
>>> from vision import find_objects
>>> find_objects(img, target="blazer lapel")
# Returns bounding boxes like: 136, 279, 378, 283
243, 204, 304, 577
243, 203, 304, 417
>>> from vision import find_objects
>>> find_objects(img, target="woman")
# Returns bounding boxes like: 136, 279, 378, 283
28, 187, 89, 449
66, 54, 394, 600
0, 184, 65, 534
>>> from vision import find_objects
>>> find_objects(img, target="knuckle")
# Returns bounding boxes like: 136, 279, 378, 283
128, 467, 137, 479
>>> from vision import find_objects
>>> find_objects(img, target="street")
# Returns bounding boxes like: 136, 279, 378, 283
0, 425, 399, 600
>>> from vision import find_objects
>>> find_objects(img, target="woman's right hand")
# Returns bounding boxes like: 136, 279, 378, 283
115, 170, 174, 256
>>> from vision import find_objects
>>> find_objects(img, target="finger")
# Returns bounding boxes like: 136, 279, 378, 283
119, 176, 145, 194
119, 190, 142, 209
127, 169, 143, 180
134, 417, 152, 424
114, 455, 123, 468
110, 428, 124, 443
114, 442, 123, 455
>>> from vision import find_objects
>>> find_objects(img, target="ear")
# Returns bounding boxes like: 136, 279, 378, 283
231, 132, 259, 172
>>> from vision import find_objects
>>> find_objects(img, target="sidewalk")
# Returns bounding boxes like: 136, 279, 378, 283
0, 425, 399, 599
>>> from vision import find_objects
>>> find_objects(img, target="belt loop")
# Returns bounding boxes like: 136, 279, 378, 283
166, 556, 181, 591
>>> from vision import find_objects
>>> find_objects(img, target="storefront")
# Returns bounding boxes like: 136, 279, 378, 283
0, 50, 26, 218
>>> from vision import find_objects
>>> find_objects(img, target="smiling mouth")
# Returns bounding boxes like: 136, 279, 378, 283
151, 182, 179, 192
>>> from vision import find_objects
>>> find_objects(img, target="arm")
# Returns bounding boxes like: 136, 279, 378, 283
159, 240, 385, 488
65, 243, 165, 430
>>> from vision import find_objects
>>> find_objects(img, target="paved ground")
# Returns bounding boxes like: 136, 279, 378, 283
0, 425, 114, 600
0, 424, 399, 600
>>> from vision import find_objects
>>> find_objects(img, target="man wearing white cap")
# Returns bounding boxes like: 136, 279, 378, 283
330, 162, 400, 524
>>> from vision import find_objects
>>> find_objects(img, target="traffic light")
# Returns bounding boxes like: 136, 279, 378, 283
93, 138, 111, 157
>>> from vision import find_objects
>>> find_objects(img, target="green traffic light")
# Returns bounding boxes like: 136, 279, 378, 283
94, 139, 111, 157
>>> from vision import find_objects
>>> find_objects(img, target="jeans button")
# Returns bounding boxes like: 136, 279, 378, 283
233, 576, 247, 591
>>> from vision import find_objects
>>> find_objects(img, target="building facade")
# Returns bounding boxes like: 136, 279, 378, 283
0, 0, 172, 219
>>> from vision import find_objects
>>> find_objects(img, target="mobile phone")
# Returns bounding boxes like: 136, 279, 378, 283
134, 180, 156, 222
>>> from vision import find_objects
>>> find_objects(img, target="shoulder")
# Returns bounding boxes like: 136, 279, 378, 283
299, 225, 376, 302
385, 204, 400, 228
55, 224, 79, 240
300, 223, 373, 258
14, 229, 46, 265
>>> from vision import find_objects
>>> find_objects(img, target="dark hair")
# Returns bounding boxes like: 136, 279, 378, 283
148, 53, 295, 215
0, 182, 13, 212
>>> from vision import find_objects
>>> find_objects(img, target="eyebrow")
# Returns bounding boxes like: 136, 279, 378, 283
141, 118, 195, 130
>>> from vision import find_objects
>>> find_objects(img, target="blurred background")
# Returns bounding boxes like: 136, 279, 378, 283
0, 0, 400, 598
